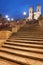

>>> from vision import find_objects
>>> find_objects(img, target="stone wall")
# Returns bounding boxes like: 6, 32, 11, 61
0, 31, 12, 39
12, 25, 20, 33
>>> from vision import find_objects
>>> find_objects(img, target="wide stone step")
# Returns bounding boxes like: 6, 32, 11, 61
10, 38, 43, 41
0, 59, 19, 65
10, 36, 42, 39
17, 33, 43, 36
6, 40, 43, 44
10, 36, 43, 39
10, 36, 43, 38
17, 34, 43, 36
0, 47, 43, 59
5, 42, 43, 47
16, 33, 43, 35
18, 30, 43, 34
2, 44, 43, 53
5, 40, 43, 45
4, 42, 43, 49
1, 52, 43, 65
16, 33, 43, 36
0, 52, 30, 65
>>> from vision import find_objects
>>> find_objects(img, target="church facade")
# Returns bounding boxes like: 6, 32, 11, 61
27, 5, 41, 20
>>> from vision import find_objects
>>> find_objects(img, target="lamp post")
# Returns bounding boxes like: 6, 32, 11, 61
23, 12, 27, 18
5, 15, 10, 21
5, 15, 9, 18
7, 18, 10, 21
23, 12, 27, 24
11, 18, 14, 21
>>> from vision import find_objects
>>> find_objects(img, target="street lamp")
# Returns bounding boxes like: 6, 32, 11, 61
23, 12, 27, 18
7, 18, 10, 21
23, 12, 27, 16
5, 15, 9, 18
11, 18, 14, 21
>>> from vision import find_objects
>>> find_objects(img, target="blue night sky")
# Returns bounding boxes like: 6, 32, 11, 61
0, 0, 43, 20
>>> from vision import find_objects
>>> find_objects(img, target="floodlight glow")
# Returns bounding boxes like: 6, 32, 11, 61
7, 18, 10, 21
5, 15, 9, 18
11, 18, 14, 21
23, 12, 26, 15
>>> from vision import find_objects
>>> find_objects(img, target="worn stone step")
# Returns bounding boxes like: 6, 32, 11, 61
17, 31, 43, 33
5, 42, 43, 47
1, 52, 43, 65
0, 59, 19, 65
4, 42, 43, 49
13, 33, 43, 36
0, 47, 43, 59
0, 52, 30, 65
7, 39, 43, 43
16, 33, 43, 36
10, 36, 43, 39
11, 33, 43, 38
7, 40, 43, 45
9, 38, 43, 41
17, 34, 43, 36
2, 44, 43, 53
10, 36, 43, 38
6, 40, 43, 45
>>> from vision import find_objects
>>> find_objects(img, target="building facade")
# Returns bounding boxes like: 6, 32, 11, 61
28, 5, 41, 20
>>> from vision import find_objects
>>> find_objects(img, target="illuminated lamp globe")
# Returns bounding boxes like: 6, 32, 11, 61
7, 18, 10, 21
5, 15, 9, 18
11, 18, 14, 21
23, 12, 26, 15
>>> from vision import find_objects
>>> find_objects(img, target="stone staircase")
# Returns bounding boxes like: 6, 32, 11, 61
0, 24, 43, 65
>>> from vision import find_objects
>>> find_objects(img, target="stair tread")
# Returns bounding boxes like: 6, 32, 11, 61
7, 39, 43, 43
5, 41, 43, 48
11, 38, 43, 41
6, 40, 43, 45
0, 52, 43, 65
0, 47, 43, 59
2, 44, 43, 53
0, 59, 19, 65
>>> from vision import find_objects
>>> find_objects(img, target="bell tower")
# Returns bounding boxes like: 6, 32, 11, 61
29, 7, 34, 20
37, 5, 41, 15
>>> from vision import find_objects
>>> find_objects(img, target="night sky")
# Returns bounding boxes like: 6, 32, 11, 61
0, 0, 43, 20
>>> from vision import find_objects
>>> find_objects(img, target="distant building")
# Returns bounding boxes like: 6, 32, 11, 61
29, 7, 34, 20
27, 5, 41, 20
